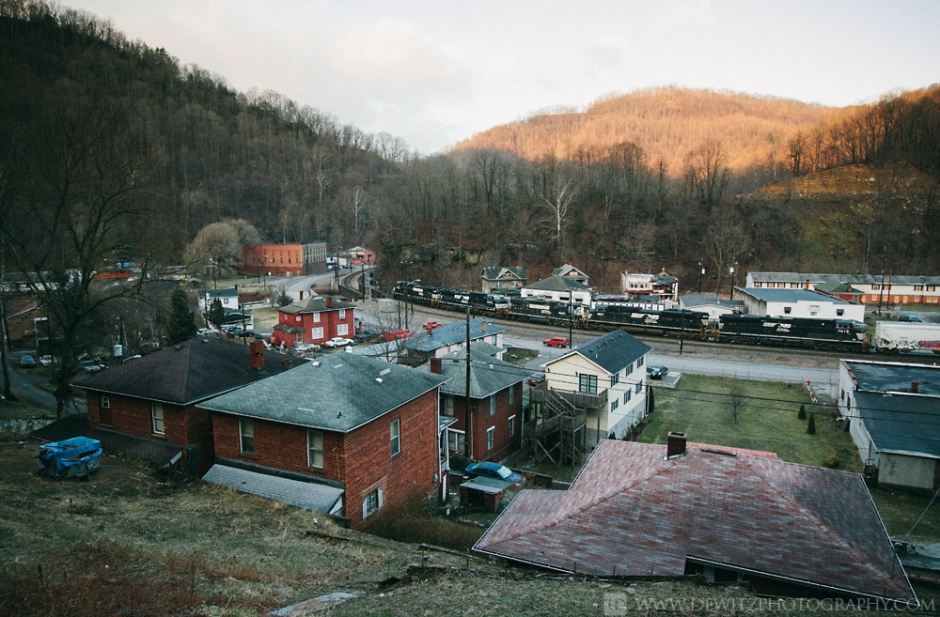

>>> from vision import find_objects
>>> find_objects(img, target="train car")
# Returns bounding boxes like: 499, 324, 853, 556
393, 281, 438, 306
436, 288, 472, 310
718, 314, 865, 349
584, 306, 708, 336
507, 296, 572, 326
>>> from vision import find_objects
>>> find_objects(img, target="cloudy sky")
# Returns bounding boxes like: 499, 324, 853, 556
62, 0, 939, 155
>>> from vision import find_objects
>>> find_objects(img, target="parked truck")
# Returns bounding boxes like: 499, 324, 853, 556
872, 321, 940, 353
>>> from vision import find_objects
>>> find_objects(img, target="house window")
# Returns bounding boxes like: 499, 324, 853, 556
151, 403, 164, 435
312, 327, 324, 340
611, 373, 619, 386
611, 399, 619, 412
363, 488, 383, 519
339, 309, 346, 320
313, 311, 321, 322
448, 430, 466, 454
915, 285, 924, 291
239, 418, 254, 454
836, 309, 844, 316
486, 426, 495, 450
295, 315, 301, 322
100, 395, 110, 409
579, 374, 598, 395
509, 385, 515, 405
307, 430, 324, 468
443, 396, 454, 416
508, 415, 516, 437
337, 323, 349, 336
624, 390, 631, 403
635, 382, 642, 394
637, 356, 644, 368
490, 395, 496, 415
784, 307, 792, 314
390, 419, 401, 457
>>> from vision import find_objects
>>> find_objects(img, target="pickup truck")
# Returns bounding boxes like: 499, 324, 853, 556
543, 335, 569, 348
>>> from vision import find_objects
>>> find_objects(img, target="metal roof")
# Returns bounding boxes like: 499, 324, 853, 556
198, 352, 446, 432
739, 288, 853, 304
474, 440, 915, 603
203, 463, 344, 514
846, 360, 940, 397
406, 318, 504, 352
855, 391, 940, 457
749, 272, 940, 285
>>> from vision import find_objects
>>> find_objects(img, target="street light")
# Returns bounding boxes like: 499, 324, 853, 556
698, 260, 704, 295
729, 262, 737, 300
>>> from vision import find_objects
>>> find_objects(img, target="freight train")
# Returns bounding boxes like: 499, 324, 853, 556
392, 281, 869, 351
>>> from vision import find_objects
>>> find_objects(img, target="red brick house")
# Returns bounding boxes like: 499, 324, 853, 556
74, 338, 305, 471
428, 346, 530, 463
240, 242, 328, 277
270, 295, 356, 348
199, 353, 447, 530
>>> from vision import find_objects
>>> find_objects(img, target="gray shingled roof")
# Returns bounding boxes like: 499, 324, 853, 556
72, 337, 306, 405
550, 330, 650, 376
198, 353, 447, 432
474, 440, 915, 603
524, 276, 591, 293
278, 295, 356, 315
428, 347, 532, 398
750, 272, 940, 286
739, 288, 853, 304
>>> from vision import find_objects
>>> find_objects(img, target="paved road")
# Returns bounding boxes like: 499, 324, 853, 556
4, 351, 84, 413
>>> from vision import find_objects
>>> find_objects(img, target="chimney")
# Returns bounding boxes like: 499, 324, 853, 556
281, 359, 292, 371
425, 325, 433, 336
666, 432, 687, 458
912, 380, 920, 393
249, 340, 265, 370
326, 296, 333, 308
482, 318, 487, 332
430, 357, 442, 374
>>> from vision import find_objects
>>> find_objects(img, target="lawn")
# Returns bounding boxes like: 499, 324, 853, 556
637, 375, 861, 472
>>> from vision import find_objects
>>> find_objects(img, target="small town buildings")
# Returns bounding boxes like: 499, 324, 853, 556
735, 288, 866, 322
746, 272, 940, 306
839, 359, 940, 491
480, 267, 528, 293
474, 436, 916, 604
621, 270, 679, 302
552, 263, 589, 285
197, 288, 239, 312
427, 346, 531, 462
199, 353, 447, 530
75, 338, 305, 472
532, 330, 651, 450
3, 296, 47, 351
520, 276, 592, 306
270, 295, 357, 349
240, 242, 328, 277
678, 294, 744, 322
400, 318, 505, 366
348, 246, 376, 266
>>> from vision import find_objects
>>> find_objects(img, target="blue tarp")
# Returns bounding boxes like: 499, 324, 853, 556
36, 436, 102, 479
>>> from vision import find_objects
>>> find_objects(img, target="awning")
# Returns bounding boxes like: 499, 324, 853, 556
203, 464, 344, 516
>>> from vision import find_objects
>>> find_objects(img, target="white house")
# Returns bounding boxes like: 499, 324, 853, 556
839, 359, 940, 491
622, 270, 679, 302
198, 287, 240, 311
521, 275, 592, 306
542, 330, 651, 445
746, 272, 940, 306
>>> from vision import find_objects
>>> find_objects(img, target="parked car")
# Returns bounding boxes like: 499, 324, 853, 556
422, 320, 443, 330
898, 315, 923, 322
376, 329, 413, 343
323, 337, 352, 348
79, 359, 103, 373
647, 365, 669, 380
294, 342, 320, 353
464, 461, 526, 487
39, 355, 53, 367
527, 371, 546, 386
543, 335, 569, 348
19, 355, 36, 368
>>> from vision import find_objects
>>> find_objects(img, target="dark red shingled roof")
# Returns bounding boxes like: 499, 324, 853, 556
474, 440, 915, 603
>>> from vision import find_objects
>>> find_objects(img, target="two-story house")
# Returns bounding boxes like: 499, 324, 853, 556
199, 353, 447, 530
480, 267, 527, 293
74, 338, 305, 472
270, 295, 357, 348
531, 330, 651, 453
427, 346, 531, 463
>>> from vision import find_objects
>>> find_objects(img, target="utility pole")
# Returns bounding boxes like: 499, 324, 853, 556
465, 307, 473, 458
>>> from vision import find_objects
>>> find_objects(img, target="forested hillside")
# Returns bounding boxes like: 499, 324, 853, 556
2, 0, 939, 301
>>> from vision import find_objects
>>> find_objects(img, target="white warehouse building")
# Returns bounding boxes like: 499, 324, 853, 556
735, 288, 866, 322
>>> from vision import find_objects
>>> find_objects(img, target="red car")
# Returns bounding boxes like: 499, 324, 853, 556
543, 335, 569, 348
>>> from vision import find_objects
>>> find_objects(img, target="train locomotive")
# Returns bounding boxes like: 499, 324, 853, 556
391, 281, 867, 351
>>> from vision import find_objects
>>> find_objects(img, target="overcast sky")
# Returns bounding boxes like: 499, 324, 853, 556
62, 0, 939, 155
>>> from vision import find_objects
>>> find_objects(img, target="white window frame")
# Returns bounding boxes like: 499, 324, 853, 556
312, 311, 321, 323
447, 429, 466, 454
312, 326, 324, 340
151, 402, 164, 435
337, 323, 349, 336
486, 426, 495, 450
390, 419, 401, 457
101, 395, 110, 409
363, 488, 383, 519
239, 418, 254, 454
443, 396, 454, 416
509, 385, 515, 405
508, 415, 516, 437
339, 309, 346, 320
490, 395, 496, 415
307, 429, 324, 469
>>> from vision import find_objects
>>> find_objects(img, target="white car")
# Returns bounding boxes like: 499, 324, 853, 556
323, 337, 352, 348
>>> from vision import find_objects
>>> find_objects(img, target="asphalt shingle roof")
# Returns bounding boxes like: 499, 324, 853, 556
549, 330, 651, 375
406, 318, 503, 352
524, 276, 591, 293
72, 337, 306, 405
474, 440, 915, 603
429, 347, 533, 398
198, 353, 447, 432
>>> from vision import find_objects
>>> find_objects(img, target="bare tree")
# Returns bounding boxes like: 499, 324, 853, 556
729, 383, 744, 425
539, 177, 576, 262
184, 222, 240, 286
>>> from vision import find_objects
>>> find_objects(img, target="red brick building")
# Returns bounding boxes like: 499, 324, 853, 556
270, 295, 356, 348
240, 242, 328, 277
199, 353, 447, 530
74, 338, 305, 472
429, 346, 530, 463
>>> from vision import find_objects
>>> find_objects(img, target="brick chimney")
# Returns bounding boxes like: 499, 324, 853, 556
430, 357, 442, 374
249, 340, 265, 371
281, 360, 292, 371
912, 380, 920, 393
666, 432, 687, 458
326, 296, 333, 308
482, 318, 487, 332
